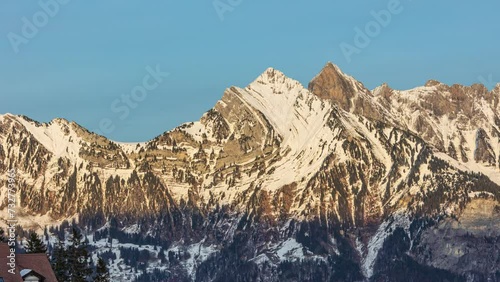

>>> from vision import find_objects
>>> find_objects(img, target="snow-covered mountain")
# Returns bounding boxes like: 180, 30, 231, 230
1, 63, 499, 281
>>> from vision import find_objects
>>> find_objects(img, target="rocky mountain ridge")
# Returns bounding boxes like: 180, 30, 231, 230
1, 62, 499, 281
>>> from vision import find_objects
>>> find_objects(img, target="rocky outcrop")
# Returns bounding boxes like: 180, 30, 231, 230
308, 62, 359, 110
474, 128, 497, 166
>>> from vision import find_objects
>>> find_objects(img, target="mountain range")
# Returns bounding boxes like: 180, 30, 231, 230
1, 62, 499, 281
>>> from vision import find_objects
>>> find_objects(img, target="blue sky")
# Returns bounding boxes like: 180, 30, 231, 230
1, 1, 499, 141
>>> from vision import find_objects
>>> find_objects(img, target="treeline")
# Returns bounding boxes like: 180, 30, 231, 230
1, 225, 110, 282
135, 269, 187, 282
50, 227, 110, 282
120, 246, 151, 271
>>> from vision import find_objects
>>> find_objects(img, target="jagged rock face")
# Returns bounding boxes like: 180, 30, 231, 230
372, 79, 500, 172
308, 63, 358, 110
1, 63, 500, 281
374, 83, 393, 102
492, 84, 500, 109
308, 63, 385, 123
474, 128, 497, 165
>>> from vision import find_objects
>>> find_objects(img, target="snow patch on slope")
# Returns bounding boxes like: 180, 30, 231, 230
229, 69, 339, 194
16, 117, 82, 163
168, 241, 218, 280
362, 213, 411, 278
275, 238, 306, 261
115, 141, 145, 154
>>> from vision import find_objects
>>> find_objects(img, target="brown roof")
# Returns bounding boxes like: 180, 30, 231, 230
0, 243, 58, 282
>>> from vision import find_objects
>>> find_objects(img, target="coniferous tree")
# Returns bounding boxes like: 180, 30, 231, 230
44, 227, 50, 241
52, 239, 69, 282
0, 227, 5, 242
67, 227, 92, 282
94, 257, 110, 282
158, 247, 167, 264
25, 232, 47, 253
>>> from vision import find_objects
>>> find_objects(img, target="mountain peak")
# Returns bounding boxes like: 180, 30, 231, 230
469, 83, 489, 95
424, 79, 443, 87
0, 112, 15, 119
254, 67, 290, 83
308, 62, 366, 111
49, 117, 71, 125
263, 67, 284, 76
317, 62, 348, 79
373, 82, 394, 99
247, 67, 303, 92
